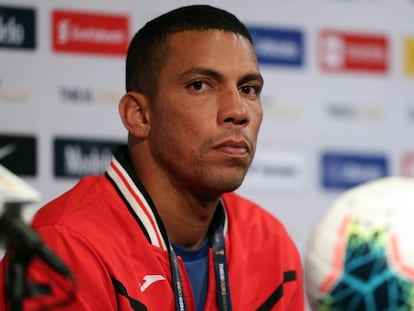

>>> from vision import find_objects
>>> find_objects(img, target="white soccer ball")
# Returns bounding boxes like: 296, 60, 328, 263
304, 176, 414, 310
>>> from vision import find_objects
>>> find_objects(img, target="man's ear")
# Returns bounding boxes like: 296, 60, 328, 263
119, 92, 151, 138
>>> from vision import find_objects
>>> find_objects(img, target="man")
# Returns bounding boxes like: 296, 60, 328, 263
0, 5, 304, 310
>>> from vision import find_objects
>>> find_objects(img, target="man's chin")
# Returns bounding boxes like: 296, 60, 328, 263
214, 175, 246, 194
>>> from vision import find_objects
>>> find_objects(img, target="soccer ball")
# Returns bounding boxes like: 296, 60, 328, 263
304, 177, 414, 311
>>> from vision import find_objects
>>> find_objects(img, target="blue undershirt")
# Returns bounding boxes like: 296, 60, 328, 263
171, 239, 209, 311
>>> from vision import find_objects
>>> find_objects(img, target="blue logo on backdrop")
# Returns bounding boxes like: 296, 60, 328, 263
321, 152, 388, 190
247, 26, 304, 67
0, 6, 36, 49
54, 138, 124, 178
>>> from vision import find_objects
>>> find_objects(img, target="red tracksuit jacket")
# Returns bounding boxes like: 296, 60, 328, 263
0, 147, 304, 310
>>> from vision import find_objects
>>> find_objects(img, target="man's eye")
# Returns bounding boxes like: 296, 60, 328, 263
240, 85, 256, 95
188, 81, 204, 91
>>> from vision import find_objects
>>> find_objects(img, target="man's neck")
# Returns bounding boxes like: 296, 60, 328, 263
129, 145, 220, 249
155, 195, 219, 249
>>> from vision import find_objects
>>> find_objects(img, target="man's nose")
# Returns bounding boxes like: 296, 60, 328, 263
218, 88, 249, 126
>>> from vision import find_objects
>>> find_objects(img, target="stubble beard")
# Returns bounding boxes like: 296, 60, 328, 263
191, 159, 251, 197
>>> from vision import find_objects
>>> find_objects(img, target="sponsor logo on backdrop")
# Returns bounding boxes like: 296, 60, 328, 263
248, 26, 304, 67
59, 86, 93, 104
321, 152, 388, 190
261, 96, 301, 119
0, 134, 37, 176
400, 152, 414, 177
95, 89, 122, 105
0, 80, 30, 104
404, 37, 414, 76
0, 5, 35, 50
52, 10, 129, 56
54, 138, 124, 178
240, 149, 306, 192
319, 30, 388, 73
326, 100, 384, 122
58, 86, 122, 105
407, 104, 414, 122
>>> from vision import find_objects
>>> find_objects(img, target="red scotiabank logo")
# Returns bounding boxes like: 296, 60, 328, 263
52, 10, 129, 56
400, 152, 414, 177
319, 30, 389, 73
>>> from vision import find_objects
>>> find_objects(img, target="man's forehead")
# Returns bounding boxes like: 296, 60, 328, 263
167, 29, 251, 45
165, 30, 256, 61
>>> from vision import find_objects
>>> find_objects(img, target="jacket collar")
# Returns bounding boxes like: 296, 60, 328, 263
106, 145, 228, 251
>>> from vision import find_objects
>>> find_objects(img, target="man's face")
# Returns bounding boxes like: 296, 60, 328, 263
148, 30, 263, 198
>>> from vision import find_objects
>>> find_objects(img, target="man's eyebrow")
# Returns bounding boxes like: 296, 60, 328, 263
180, 67, 224, 81
239, 73, 264, 86
180, 67, 264, 86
